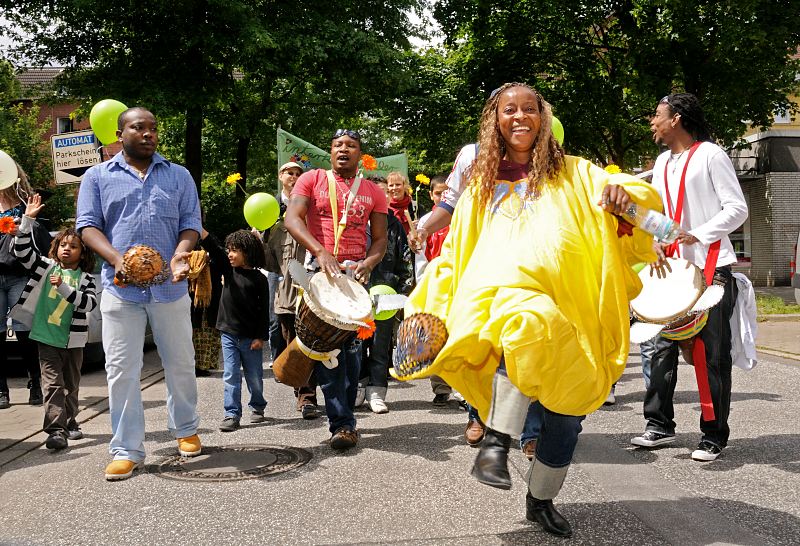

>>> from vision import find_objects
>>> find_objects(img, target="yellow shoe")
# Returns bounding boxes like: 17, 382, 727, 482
177, 434, 202, 457
104, 459, 140, 481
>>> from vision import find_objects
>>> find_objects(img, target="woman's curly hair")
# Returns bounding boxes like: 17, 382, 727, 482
49, 228, 95, 273
224, 229, 266, 269
469, 82, 565, 208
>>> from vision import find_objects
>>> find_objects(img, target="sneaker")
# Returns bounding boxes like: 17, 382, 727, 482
219, 417, 241, 432
604, 386, 616, 405
691, 440, 723, 461
177, 434, 202, 457
432, 393, 450, 407
45, 432, 68, 451
330, 427, 359, 450
251, 410, 267, 424
630, 430, 676, 447
301, 403, 321, 420
0, 391, 9, 410
67, 425, 84, 441
27, 379, 43, 406
452, 392, 468, 411
355, 387, 366, 408
105, 459, 140, 481
522, 439, 537, 461
368, 396, 389, 414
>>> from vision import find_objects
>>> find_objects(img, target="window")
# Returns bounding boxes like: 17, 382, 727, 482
730, 193, 751, 263
773, 110, 792, 124
56, 117, 73, 134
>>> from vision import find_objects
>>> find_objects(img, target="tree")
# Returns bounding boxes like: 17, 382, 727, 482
1, 0, 426, 201
426, 0, 800, 168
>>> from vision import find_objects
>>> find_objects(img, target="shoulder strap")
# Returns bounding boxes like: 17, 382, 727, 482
325, 170, 362, 257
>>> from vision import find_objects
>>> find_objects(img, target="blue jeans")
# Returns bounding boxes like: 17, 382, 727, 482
315, 337, 362, 434
267, 272, 283, 360
102, 292, 199, 463
535, 408, 585, 468
520, 401, 544, 448
640, 338, 656, 390
221, 332, 267, 418
0, 273, 29, 331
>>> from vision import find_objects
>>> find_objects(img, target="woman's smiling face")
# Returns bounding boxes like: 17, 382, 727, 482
497, 86, 542, 162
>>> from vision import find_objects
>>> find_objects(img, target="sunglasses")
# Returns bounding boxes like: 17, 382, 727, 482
332, 129, 361, 141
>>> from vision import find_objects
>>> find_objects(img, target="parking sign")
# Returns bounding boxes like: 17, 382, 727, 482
50, 130, 102, 185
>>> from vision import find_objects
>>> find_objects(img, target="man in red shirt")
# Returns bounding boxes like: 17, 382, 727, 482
285, 129, 388, 450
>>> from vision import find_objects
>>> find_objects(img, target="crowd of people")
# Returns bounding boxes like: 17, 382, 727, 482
0, 87, 749, 538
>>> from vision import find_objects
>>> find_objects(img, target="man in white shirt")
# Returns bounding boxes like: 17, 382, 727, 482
630, 93, 748, 461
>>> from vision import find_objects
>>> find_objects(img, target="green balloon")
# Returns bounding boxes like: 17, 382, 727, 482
89, 99, 128, 145
632, 262, 646, 273
243, 192, 280, 231
370, 284, 398, 321
552, 116, 565, 146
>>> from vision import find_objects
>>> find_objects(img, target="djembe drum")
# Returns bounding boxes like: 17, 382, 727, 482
272, 272, 373, 388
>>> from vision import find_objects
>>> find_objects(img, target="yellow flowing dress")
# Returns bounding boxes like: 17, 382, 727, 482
402, 156, 661, 421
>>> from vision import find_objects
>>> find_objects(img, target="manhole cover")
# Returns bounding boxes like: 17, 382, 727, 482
151, 445, 312, 482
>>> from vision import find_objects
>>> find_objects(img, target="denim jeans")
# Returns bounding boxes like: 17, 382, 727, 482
534, 407, 585, 468
639, 338, 656, 390
267, 271, 284, 361
220, 332, 267, 418
0, 273, 29, 331
520, 401, 545, 448
643, 267, 737, 447
315, 337, 362, 434
102, 292, 199, 463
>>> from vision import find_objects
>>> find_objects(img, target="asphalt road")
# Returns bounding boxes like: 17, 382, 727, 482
1, 345, 799, 545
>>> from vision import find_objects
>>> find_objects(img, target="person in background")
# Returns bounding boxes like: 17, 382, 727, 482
0, 157, 49, 409
386, 171, 415, 235
264, 162, 322, 420
11, 194, 97, 449
357, 178, 413, 414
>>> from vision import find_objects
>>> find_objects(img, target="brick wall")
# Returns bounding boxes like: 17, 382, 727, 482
745, 172, 800, 286
35, 102, 91, 142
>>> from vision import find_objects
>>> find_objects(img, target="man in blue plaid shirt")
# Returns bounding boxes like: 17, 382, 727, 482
76, 107, 203, 481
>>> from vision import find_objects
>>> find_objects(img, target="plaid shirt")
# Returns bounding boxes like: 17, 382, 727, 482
76, 152, 201, 303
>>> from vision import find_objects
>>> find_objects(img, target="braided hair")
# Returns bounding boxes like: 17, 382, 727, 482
661, 93, 713, 142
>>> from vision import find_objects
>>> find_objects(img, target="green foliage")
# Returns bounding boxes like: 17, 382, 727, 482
0, 60, 52, 186
756, 294, 800, 317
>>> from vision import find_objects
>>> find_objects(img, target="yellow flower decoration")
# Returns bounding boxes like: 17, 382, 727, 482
226, 173, 242, 185
415, 174, 430, 186
604, 164, 622, 174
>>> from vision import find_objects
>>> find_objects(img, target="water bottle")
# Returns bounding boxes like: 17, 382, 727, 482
621, 203, 680, 243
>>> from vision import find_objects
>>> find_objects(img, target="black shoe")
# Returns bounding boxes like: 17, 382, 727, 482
219, 417, 240, 432
301, 404, 321, 420
432, 393, 450, 407
470, 427, 512, 489
28, 379, 43, 406
526, 493, 572, 537
45, 432, 68, 451
0, 391, 9, 410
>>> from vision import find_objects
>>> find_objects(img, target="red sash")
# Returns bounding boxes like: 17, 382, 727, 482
662, 141, 719, 422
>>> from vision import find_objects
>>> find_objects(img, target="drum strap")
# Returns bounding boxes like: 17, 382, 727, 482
326, 170, 362, 257
663, 141, 702, 258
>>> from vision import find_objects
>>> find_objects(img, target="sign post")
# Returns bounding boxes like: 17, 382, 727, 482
50, 130, 101, 185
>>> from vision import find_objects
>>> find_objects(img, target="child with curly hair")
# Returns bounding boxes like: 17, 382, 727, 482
11, 194, 97, 450
203, 229, 270, 432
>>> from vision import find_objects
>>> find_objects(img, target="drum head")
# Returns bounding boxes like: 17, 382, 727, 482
630, 258, 704, 323
0, 150, 19, 190
308, 272, 372, 324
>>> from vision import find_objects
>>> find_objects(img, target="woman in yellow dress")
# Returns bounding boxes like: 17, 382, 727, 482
396, 83, 660, 537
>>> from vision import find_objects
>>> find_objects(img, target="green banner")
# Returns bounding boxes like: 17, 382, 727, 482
277, 128, 407, 180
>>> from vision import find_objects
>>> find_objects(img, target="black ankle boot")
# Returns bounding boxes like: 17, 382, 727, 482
28, 379, 43, 406
526, 493, 572, 537
470, 427, 512, 489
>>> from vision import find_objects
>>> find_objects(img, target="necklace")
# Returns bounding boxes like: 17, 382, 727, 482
669, 149, 687, 174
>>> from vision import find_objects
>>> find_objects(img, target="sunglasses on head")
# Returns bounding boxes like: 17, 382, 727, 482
332, 129, 361, 141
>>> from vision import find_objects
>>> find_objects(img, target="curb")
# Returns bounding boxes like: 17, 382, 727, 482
759, 314, 800, 322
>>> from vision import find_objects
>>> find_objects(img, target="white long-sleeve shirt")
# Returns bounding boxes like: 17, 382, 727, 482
440, 143, 478, 213
651, 141, 748, 268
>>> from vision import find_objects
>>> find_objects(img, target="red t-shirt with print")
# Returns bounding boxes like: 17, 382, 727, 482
292, 168, 388, 262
